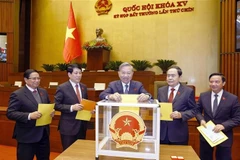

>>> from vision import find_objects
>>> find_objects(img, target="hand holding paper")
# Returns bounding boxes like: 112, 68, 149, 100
119, 94, 140, 115
36, 103, 55, 126
75, 99, 96, 121
197, 120, 228, 147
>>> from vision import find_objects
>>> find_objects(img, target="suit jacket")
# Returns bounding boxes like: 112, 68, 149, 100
99, 80, 151, 99
157, 84, 197, 142
6, 86, 50, 143
54, 81, 88, 135
196, 90, 240, 147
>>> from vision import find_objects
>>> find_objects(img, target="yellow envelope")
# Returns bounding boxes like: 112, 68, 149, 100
36, 103, 55, 126
121, 94, 139, 103
80, 99, 96, 111
75, 99, 96, 121
197, 120, 228, 147
159, 103, 173, 121
119, 94, 140, 115
75, 110, 92, 121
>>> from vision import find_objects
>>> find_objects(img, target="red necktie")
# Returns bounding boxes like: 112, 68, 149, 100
75, 84, 81, 103
168, 88, 175, 103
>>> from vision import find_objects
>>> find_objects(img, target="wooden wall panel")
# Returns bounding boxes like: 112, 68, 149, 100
221, 0, 240, 100
0, 1, 14, 81
220, 53, 240, 99
0, 1, 14, 32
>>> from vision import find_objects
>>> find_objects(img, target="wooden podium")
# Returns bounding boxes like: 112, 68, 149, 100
87, 48, 110, 70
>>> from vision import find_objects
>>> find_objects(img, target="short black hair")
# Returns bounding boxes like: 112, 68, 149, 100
23, 69, 38, 79
209, 73, 226, 82
67, 63, 82, 74
168, 66, 182, 76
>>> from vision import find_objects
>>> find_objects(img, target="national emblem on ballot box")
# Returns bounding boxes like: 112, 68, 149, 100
109, 111, 146, 150
95, 99, 160, 160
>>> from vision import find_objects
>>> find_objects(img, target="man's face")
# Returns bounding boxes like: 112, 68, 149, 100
24, 72, 41, 89
209, 75, 225, 93
166, 68, 181, 87
118, 66, 133, 84
68, 68, 82, 84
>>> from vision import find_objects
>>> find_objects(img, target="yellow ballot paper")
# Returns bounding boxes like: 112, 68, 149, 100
119, 94, 140, 115
197, 120, 228, 147
75, 110, 92, 121
159, 103, 173, 121
36, 103, 55, 126
75, 99, 96, 121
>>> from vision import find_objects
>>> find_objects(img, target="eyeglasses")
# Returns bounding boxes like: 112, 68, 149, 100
28, 77, 41, 80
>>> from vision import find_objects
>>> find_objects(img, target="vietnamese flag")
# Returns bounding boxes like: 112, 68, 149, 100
63, 2, 82, 63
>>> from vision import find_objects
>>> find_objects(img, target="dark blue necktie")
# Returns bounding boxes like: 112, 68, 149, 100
124, 84, 128, 94
212, 94, 218, 116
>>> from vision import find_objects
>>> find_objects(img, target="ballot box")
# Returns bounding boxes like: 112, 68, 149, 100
95, 98, 160, 160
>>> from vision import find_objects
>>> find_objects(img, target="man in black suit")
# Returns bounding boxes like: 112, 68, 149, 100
157, 66, 197, 145
196, 73, 240, 160
7, 69, 54, 160
54, 64, 89, 151
99, 62, 151, 102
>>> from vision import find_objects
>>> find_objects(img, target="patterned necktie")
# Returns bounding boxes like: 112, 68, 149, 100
124, 84, 128, 94
75, 84, 81, 103
212, 94, 218, 116
168, 88, 175, 103
32, 90, 41, 103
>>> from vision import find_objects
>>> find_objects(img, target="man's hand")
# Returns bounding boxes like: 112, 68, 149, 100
50, 109, 55, 118
72, 104, 83, 111
137, 93, 150, 102
30, 111, 42, 120
200, 120, 207, 128
213, 124, 225, 133
108, 93, 121, 102
170, 111, 182, 119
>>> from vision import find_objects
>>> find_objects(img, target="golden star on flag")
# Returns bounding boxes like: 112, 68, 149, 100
65, 27, 76, 41
123, 118, 132, 126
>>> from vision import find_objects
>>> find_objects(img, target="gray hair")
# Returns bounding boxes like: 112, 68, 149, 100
119, 62, 133, 71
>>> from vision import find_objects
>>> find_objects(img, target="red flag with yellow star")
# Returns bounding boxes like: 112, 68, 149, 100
63, 2, 82, 63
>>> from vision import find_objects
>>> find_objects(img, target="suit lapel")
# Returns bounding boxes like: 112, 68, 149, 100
128, 81, 135, 94
162, 86, 169, 102
67, 81, 79, 102
172, 85, 184, 104
214, 91, 227, 116
117, 81, 124, 94
79, 83, 86, 99
38, 88, 47, 103
23, 87, 38, 107
203, 92, 213, 117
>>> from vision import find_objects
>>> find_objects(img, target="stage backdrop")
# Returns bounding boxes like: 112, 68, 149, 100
30, 0, 220, 96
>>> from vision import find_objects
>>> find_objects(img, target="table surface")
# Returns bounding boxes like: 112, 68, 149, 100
55, 140, 200, 160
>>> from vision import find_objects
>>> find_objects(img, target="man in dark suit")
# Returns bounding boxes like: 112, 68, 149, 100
157, 66, 197, 145
54, 64, 89, 151
196, 73, 240, 160
7, 69, 54, 160
99, 62, 151, 102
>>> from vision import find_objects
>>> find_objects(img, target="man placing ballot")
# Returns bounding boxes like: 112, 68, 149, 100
99, 62, 152, 102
